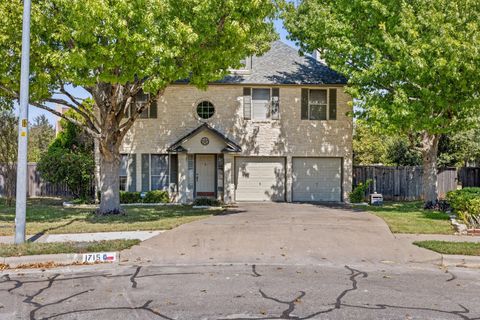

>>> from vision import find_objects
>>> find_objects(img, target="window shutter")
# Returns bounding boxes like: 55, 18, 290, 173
141, 154, 150, 192
329, 88, 337, 120
271, 88, 280, 120
243, 87, 252, 120
301, 88, 309, 120
149, 100, 157, 118
127, 154, 137, 192
169, 154, 178, 192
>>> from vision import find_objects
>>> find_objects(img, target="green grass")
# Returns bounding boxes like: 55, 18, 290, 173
0, 239, 140, 257
361, 201, 454, 234
414, 240, 480, 256
0, 198, 220, 236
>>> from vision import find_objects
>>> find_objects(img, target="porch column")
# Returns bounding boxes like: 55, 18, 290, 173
177, 153, 189, 203
223, 154, 235, 204
286, 155, 293, 202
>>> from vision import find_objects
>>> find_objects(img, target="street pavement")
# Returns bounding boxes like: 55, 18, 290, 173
1, 203, 480, 319
1, 263, 479, 319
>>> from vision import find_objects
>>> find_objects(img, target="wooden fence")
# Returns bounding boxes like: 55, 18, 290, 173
353, 166, 480, 201
1, 164, 480, 200
458, 167, 480, 188
0, 163, 86, 198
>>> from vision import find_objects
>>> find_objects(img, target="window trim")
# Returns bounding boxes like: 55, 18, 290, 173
119, 154, 129, 192
248, 87, 280, 121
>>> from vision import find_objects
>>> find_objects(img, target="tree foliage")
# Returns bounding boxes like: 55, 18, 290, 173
0, 0, 278, 213
0, 99, 17, 206
284, 0, 480, 202
37, 109, 94, 200
28, 115, 55, 162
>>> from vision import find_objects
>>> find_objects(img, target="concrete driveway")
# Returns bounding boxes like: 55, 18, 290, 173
122, 203, 440, 266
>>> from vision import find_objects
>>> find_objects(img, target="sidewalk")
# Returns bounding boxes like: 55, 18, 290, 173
0, 230, 163, 244
394, 233, 480, 268
394, 233, 480, 243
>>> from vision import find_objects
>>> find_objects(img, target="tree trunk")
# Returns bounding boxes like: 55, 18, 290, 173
98, 145, 121, 215
94, 137, 101, 204
421, 132, 440, 204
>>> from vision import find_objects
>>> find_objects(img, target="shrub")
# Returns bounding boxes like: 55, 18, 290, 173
193, 198, 222, 207
348, 179, 372, 203
119, 191, 142, 204
143, 190, 169, 203
446, 188, 480, 228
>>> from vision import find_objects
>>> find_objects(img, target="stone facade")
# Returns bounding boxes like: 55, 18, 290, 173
119, 83, 353, 203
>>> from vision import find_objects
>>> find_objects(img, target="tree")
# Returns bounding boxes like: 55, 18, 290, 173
0, 0, 277, 214
28, 115, 55, 162
438, 126, 480, 167
385, 140, 422, 167
38, 110, 94, 200
283, 0, 480, 203
353, 120, 389, 165
0, 98, 17, 206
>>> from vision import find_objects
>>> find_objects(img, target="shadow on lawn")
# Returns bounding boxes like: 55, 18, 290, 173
369, 202, 451, 221
85, 206, 213, 224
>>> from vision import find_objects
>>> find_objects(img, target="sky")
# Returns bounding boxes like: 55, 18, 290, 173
24, 19, 298, 125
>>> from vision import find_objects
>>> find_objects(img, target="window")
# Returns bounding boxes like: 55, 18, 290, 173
301, 88, 337, 120
141, 154, 174, 192
309, 89, 327, 120
243, 87, 280, 120
124, 91, 157, 119
252, 88, 271, 120
196, 101, 215, 120
119, 154, 129, 191
150, 155, 169, 190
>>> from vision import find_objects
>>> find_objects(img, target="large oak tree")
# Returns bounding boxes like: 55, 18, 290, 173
283, 0, 480, 204
0, 0, 277, 214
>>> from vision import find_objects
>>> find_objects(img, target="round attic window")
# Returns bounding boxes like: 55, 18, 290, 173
196, 101, 215, 120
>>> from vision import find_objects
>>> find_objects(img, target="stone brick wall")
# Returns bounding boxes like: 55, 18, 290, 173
120, 84, 353, 201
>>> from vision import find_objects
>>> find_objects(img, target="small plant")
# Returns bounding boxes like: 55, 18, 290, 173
143, 190, 169, 203
119, 191, 142, 204
349, 179, 372, 203
193, 198, 222, 207
446, 188, 480, 228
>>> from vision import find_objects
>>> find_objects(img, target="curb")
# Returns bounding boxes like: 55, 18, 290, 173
1, 251, 120, 269
441, 254, 480, 268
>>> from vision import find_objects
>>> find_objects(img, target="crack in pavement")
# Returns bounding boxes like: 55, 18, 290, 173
130, 266, 141, 288
252, 265, 261, 277
221, 265, 368, 320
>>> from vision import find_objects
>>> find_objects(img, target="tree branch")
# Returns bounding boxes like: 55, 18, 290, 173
31, 102, 101, 138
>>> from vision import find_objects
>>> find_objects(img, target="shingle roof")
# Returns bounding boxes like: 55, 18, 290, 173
167, 123, 242, 153
217, 41, 347, 85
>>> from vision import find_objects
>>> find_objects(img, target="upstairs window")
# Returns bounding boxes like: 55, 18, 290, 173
124, 90, 157, 119
301, 88, 337, 120
243, 87, 280, 120
196, 101, 215, 120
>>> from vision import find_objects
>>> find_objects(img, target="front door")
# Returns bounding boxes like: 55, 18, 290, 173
196, 155, 216, 198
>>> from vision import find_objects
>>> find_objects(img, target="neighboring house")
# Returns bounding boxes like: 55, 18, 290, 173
119, 41, 353, 203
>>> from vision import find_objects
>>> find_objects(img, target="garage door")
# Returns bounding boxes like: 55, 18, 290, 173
235, 157, 285, 201
292, 158, 342, 202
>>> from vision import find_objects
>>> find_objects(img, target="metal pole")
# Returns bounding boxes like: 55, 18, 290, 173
14, 0, 32, 244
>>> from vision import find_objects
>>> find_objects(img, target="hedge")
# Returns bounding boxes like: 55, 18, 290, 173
446, 188, 480, 228
119, 190, 169, 204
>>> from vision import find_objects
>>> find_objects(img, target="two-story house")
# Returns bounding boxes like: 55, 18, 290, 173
119, 41, 352, 203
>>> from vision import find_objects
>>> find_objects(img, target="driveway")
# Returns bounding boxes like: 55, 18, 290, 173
122, 203, 440, 266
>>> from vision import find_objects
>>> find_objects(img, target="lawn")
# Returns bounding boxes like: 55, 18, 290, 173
414, 240, 480, 256
361, 201, 454, 234
0, 239, 140, 257
0, 198, 220, 237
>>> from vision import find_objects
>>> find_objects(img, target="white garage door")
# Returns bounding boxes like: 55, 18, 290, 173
292, 158, 342, 202
235, 157, 285, 201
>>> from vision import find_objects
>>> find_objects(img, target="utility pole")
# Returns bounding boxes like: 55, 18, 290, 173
14, 0, 32, 244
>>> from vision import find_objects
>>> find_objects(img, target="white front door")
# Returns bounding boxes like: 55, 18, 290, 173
196, 155, 216, 197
